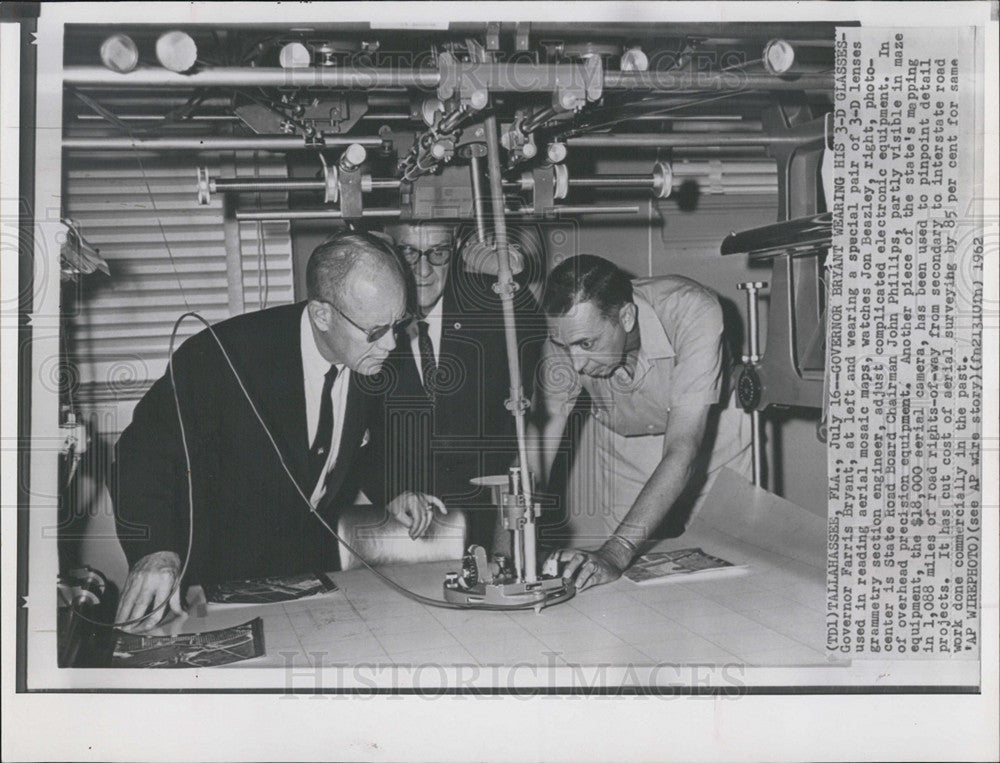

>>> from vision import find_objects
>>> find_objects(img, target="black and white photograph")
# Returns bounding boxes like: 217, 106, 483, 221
1, 2, 996, 760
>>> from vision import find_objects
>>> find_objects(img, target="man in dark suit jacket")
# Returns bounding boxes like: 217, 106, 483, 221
113, 232, 441, 631
377, 222, 545, 548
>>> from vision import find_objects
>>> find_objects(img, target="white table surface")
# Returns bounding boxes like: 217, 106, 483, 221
146, 528, 829, 669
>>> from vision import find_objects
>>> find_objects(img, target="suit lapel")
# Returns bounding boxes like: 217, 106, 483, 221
438, 275, 465, 371
260, 304, 310, 492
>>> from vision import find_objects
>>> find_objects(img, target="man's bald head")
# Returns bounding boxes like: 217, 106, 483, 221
306, 231, 406, 304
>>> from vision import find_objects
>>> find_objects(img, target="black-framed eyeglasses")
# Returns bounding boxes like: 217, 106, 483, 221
398, 244, 453, 267
321, 300, 411, 343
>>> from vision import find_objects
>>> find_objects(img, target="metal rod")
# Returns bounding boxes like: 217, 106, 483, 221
76, 113, 240, 122
512, 525, 524, 582
68, 95, 235, 108
483, 95, 537, 583
214, 177, 400, 193
367, 93, 411, 108
235, 204, 640, 222
739, 281, 767, 488
566, 133, 807, 148
671, 161, 775, 175
64, 65, 832, 93
750, 410, 763, 487
468, 153, 489, 244
619, 114, 748, 121
235, 208, 401, 221
63, 135, 383, 151
509, 205, 640, 216
603, 69, 832, 91
216, 179, 325, 192
568, 176, 656, 189
64, 65, 440, 89
673, 146, 770, 158
668, 120, 764, 132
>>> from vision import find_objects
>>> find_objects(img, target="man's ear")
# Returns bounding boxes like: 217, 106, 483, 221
307, 300, 332, 332
619, 302, 637, 332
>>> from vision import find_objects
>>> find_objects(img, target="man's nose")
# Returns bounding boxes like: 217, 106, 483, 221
416, 255, 433, 278
570, 350, 588, 374
377, 328, 397, 352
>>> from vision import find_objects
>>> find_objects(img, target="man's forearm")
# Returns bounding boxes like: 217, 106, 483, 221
600, 443, 698, 569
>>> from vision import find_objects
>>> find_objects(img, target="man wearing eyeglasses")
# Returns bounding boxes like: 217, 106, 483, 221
377, 221, 543, 548
113, 232, 443, 631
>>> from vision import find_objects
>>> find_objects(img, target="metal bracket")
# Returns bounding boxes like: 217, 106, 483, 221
436, 51, 460, 102
339, 167, 363, 218
531, 165, 556, 213
437, 50, 489, 108
515, 22, 530, 52
485, 21, 501, 52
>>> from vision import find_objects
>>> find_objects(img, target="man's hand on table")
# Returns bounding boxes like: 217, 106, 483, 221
115, 550, 186, 632
542, 547, 625, 591
387, 491, 447, 539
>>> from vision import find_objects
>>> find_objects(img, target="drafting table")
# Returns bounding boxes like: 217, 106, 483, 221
143, 469, 835, 668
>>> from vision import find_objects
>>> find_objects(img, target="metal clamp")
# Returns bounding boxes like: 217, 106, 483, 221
552, 55, 603, 112
436, 51, 488, 109
737, 281, 767, 364
504, 395, 531, 415
491, 279, 520, 297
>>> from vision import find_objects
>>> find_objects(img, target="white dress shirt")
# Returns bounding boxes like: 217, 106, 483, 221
300, 308, 350, 505
409, 297, 444, 386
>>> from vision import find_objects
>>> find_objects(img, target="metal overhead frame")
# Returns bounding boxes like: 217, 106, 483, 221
62, 65, 833, 92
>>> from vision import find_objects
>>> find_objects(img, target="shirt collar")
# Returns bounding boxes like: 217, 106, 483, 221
301, 306, 344, 377
633, 288, 674, 360
613, 289, 674, 385
423, 295, 444, 328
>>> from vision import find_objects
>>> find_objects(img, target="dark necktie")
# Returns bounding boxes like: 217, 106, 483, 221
308, 364, 338, 487
417, 320, 437, 399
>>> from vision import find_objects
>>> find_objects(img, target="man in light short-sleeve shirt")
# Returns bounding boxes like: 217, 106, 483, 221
531, 255, 751, 591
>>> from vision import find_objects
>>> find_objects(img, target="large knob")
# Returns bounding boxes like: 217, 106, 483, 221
156, 31, 198, 73
339, 143, 367, 172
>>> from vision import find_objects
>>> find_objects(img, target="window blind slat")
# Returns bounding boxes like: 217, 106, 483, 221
66, 152, 295, 397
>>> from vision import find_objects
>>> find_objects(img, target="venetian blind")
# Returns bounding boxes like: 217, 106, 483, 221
63, 151, 294, 403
